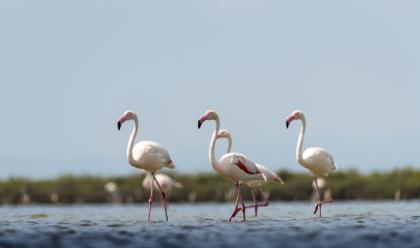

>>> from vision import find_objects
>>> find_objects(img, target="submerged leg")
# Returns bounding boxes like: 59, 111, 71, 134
153, 174, 169, 221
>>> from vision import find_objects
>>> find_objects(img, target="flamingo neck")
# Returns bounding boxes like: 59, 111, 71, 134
209, 118, 221, 174
127, 116, 139, 166
225, 135, 232, 154
296, 117, 307, 167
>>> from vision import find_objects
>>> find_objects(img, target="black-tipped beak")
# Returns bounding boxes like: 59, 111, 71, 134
198, 120, 202, 129
286, 121, 290, 129
117, 121, 121, 130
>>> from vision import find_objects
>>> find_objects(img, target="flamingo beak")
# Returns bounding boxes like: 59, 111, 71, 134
117, 116, 127, 130
198, 115, 208, 129
285, 116, 294, 129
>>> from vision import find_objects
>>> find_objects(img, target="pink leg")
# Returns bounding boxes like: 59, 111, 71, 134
232, 187, 269, 218
229, 184, 246, 222
147, 174, 154, 222
153, 174, 169, 221
239, 191, 246, 221
313, 177, 333, 217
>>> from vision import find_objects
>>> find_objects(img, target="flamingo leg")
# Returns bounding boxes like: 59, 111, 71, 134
258, 188, 270, 211
147, 173, 154, 222
313, 177, 333, 217
251, 188, 257, 217
231, 187, 270, 218
240, 190, 246, 221
153, 174, 169, 221
229, 183, 246, 222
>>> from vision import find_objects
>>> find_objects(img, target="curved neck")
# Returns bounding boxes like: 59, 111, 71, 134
127, 117, 139, 165
225, 135, 232, 153
296, 117, 306, 166
209, 118, 221, 174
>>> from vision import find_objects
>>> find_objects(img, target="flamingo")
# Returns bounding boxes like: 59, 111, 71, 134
198, 110, 283, 221
104, 182, 121, 204
216, 129, 284, 217
311, 178, 332, 203
285, 110, 337, 217
142, 173, 182, 192
117, 110, 175, 222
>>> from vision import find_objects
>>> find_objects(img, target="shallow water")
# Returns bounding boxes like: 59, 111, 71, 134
0, 201, 420, 247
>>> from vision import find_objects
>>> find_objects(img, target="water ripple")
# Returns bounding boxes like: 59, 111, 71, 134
0, 202, 419, 247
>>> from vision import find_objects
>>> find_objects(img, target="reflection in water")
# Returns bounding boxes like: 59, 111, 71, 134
0, 202, 419, 247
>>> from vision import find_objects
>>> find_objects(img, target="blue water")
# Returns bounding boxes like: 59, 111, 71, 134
0, 201, 420, 247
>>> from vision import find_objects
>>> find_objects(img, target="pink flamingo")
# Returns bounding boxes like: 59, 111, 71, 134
117, 110, 175, 222
217, 129, 284, 217
198, 110, 283, 221
286, 110, 337, 217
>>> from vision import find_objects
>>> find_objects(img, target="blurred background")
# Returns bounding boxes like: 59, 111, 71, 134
0, 1, 419, 204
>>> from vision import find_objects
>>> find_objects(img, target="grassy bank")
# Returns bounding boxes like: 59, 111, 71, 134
1, 167, 419, 204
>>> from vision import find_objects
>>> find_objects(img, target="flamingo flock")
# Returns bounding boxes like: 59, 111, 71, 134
117, 109, 337, 222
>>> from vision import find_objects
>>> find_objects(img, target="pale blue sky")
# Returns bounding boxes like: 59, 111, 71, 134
0, 1, 419, 178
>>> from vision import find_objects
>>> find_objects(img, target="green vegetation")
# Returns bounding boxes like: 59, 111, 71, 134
1, 167, 420, 205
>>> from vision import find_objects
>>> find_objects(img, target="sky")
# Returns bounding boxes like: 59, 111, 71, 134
0, 1, 419, 178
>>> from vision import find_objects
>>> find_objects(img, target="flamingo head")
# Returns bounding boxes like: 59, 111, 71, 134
217, 129, 231, 139
286, 110, 304, 128
197, 110, 218, 129
117, 110, 136, 130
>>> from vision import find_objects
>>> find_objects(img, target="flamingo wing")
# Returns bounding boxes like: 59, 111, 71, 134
303, 147, 337, 175
144, 141, 175, 168
230, 154, 260, 175
255, 163, 284, 184
132, 141, 175, 169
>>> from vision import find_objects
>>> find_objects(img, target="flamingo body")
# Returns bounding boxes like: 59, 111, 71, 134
131, 141, 175, 172
217, 153, 266, 183
302, 147, 336, 176
216, 129, 283, 185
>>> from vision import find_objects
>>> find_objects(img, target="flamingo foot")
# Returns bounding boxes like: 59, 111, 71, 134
232, 201, 270, 218
231, 207, 241, 219
229, 204, 247, 222
229, 208, 239, 222
313, 198, 334, 217
313, 203, 318, 214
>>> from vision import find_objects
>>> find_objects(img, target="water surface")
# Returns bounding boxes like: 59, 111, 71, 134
0, 201, 419, 247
